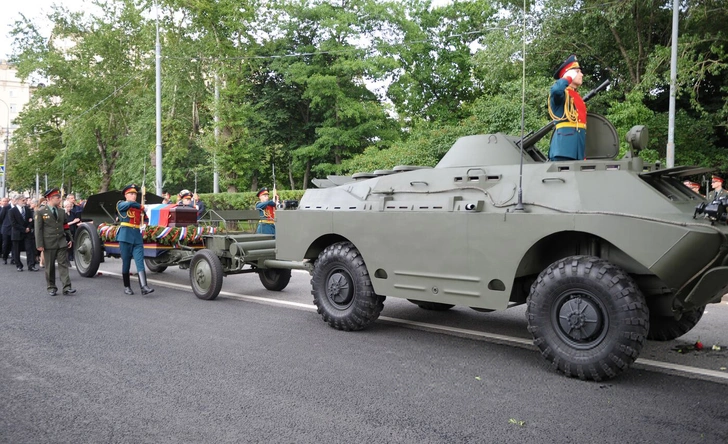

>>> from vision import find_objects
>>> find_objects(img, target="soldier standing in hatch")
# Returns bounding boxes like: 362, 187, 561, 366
35, 188, 75, 296
117, 184, 154, 295
548, 54, 586, 161
709, 176, 726, 202
255, 187, 278, 237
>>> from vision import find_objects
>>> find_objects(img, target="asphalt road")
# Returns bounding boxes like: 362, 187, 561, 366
2, 255, 728, 443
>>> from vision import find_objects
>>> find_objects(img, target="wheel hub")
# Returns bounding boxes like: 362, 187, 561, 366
327, 271, 352, 305
555, 293, 606, 348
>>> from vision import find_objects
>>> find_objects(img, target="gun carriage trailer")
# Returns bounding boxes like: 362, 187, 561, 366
73, 191, 307, 299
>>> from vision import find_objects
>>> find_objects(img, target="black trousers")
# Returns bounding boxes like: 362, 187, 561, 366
1, 233, 11, 260
12, 236, 37, 269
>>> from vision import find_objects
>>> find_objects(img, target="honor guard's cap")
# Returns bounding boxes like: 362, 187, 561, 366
122, 184, 140, 195
179, 189, 192, 199
554, 54, 581, 80
44, 188, 61, 198
257, 187, 269, 197
712, 176, 724, 184
683, 180, 699, 187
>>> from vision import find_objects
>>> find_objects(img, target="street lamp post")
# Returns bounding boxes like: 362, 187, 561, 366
0, 98, 9, 198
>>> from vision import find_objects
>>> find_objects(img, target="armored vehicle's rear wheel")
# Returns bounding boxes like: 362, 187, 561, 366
647, 306, 705, 341
258, 268, 292, 291
145, 256, 168, 273
312, 242, 383, 331
189, 249, 224, 300
407, 299, 454, 311
526, 256, 649, 381
74, 223, 102, 278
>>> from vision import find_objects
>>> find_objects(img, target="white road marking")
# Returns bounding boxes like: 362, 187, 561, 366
101, 270, 728, 383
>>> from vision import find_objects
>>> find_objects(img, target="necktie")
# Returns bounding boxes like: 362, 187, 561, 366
52, 207, 58, 220
20, 207, 25, 218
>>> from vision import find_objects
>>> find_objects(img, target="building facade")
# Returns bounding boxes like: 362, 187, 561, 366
0, 60, 33, 197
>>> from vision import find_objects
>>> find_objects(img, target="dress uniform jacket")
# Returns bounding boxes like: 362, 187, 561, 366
34, 204, 72, 292
548, 78, 587, 161
35, 205, 71, 249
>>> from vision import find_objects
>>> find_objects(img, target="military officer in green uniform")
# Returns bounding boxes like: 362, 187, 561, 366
709, 175, 726, 202
34, 188, 75, 296
117, 184, 154, 295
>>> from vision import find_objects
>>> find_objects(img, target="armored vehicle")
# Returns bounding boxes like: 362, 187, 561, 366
275, 113, 728, 381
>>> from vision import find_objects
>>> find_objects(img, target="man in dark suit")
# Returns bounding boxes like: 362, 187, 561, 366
0, 195, 13, 264
0, 196, 9, 263
10, 195, 38, 272
35, 188, 75, 296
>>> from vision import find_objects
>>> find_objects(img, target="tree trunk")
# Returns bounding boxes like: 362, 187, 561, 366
95, 128, 114, 192
288, 160, 295, 189
303, 160, 311, 190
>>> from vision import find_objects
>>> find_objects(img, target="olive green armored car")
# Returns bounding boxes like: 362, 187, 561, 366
275, 112, 728, 381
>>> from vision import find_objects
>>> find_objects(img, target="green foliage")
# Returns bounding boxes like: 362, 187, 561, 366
5, 0, 728, 194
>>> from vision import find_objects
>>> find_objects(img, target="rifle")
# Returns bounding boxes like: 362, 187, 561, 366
520, 79, 611, 149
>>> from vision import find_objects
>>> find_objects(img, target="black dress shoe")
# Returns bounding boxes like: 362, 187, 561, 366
29, 266, 39, 272
63, 288, 77, 295
17, 267, 23, 272
48, 289, 57, 296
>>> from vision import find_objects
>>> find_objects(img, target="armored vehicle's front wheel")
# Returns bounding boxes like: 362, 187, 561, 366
258, 268, 292, 291
526, 256, 649, 381
74, 223, 102, 278
647, 306, 705, 341
407, 299, 455, 311
145, 256, 168, 273
312, 242, 383, 331
189, 249, 224, 300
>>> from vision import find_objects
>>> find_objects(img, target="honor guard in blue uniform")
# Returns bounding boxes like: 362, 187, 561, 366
548, 55, 587, 161
255, 187, 278, 236
117, 184, 154, 295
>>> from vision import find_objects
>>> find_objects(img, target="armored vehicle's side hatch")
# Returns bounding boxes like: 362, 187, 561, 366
639, 166, 713, 201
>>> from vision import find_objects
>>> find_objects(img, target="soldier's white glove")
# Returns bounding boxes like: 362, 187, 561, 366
563, 69, 579, 82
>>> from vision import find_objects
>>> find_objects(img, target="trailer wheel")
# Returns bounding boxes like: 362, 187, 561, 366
312, 242, 383, 331
74, 223, 102, 278
258, 268, 291, 291
145, 256, 168, 273
647, 306, 705, 341
189, 249, 224, 300
526, 256, 649, 381
407, 299, 454, 311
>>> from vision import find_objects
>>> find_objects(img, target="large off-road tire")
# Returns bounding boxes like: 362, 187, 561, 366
258, 268, 292, 291
526, 256, 649, 381
74, 223, 102, 278
407, 299, 455, 311
145, 256, 168, 273
189, 249, 224, 300
311, 242, 383, 331
647, 306, 705, 341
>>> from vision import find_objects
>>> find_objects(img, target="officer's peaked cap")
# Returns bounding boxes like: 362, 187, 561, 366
554, 54, 581, 80
122, 184, 140, 195
44, 188, 61, 198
